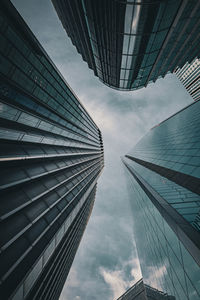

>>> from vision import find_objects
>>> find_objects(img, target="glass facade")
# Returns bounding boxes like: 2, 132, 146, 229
116, 279, 175, 300
122, 100, 200, 300
175, 58, 200, 102
0, 1, 104, 300
52, 0, 200, 90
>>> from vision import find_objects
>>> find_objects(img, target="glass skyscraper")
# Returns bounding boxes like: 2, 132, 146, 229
0, 1, 104, 299
52, 0, 200, 90
175, 58, 200, 102
116, 279, 175, 300
122, 100, 200, 300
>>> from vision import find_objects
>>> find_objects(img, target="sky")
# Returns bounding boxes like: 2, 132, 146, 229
12, 1, 192, 299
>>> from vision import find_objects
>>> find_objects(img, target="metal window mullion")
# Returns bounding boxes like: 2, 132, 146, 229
0, 153, 102, 191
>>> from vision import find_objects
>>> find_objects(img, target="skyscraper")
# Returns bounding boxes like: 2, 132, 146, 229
174, 58, 200, 102
116, 279, 175, 300
52, 0, 200, 90
122, 100, 200, 300
0, 1, 104, 299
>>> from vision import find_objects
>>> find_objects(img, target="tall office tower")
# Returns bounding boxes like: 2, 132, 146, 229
52, 0, 200, 91
174, 58, 200, 102
0, 1, 104, 300
116, 279, 175, 300
122, 100, 200, 300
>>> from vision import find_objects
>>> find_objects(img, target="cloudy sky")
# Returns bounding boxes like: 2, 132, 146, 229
12, 1, 192, 299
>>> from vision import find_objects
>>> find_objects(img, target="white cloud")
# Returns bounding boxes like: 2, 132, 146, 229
83, 99, 116, 133
100, 268, 128, 300
99, 257, 142, 300
145, 264, 168, 291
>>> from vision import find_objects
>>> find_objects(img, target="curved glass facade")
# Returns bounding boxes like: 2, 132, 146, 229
52, 0, 200, 90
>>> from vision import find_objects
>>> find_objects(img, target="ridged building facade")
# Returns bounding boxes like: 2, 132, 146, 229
174, 58, 200, 102
123, 100, 200, 300
0, 1, 104, 299
52, 0, 200, 90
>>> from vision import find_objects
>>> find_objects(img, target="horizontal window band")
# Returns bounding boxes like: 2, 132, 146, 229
125, 155, 200, 196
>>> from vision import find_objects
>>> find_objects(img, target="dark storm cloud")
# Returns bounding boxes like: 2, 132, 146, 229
12, 0, 192, 299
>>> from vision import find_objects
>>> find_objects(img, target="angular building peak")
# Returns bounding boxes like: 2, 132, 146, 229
116, 279, 175, 300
